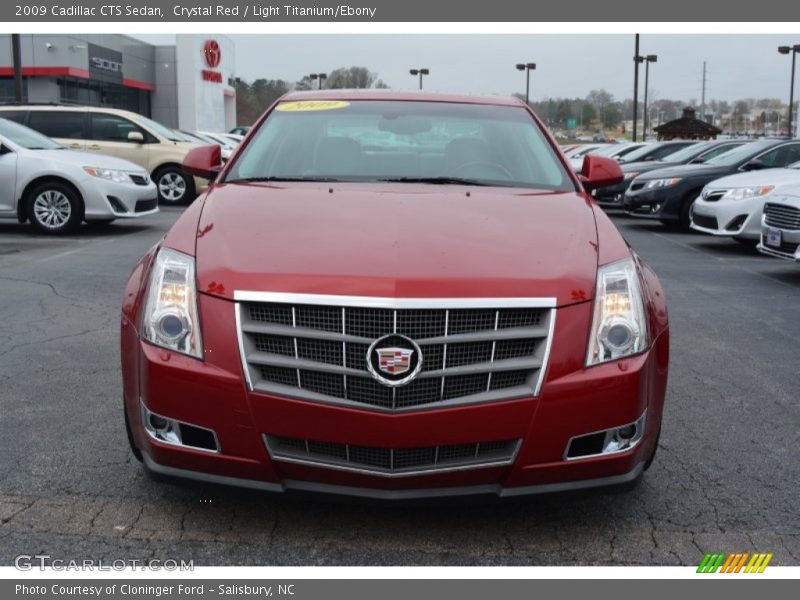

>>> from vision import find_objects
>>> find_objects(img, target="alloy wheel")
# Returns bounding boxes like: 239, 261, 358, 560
32, 190, 72, 230
158, 172, 187, 202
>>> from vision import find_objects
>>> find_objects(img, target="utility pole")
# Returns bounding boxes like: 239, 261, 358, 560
633, 34, 640, 142
700, 61, 707, 125
11, 33, 23, 102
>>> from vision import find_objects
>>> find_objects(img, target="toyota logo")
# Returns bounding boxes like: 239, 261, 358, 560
203, 40, 221, 68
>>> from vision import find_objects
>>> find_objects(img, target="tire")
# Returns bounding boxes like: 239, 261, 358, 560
155, 166, 194, 205
124, 404, 143, 463
26, 181, 83, 234
678, 190, 703, 230
644, 425, 661, 471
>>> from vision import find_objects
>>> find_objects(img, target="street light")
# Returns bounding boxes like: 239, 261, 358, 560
409, 68, 429, 90
309, 73, 327, 89
515, 63, 536, 105
641, 55, 657, 139
778, 45, 800, 137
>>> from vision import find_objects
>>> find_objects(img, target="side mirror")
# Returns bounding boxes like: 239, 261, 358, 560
183, 144, 222, 180
742, 159, 765, 171
579, 155, 624, 191
128, 131, 144, 143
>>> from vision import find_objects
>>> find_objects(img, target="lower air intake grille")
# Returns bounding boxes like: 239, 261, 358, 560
265, 435, 521, 477
237, 294, 555, 413
692, 214, 718, 230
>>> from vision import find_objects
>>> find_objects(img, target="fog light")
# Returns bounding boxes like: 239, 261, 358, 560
616, 424, 637, 440
149, 414, 169, 430
140, 401, 219, 453
565, 412, 646, 460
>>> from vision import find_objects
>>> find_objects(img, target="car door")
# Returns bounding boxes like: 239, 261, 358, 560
26, 110, 86, 150
0, 143, 18, 214
87, 112, 150, 169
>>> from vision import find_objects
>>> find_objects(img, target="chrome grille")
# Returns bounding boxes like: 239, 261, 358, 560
764, 202, 800, 230
265, 434, 521, 477
236, 293, 555, 413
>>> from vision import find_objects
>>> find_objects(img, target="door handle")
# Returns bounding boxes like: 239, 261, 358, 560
88, 144, 101, 150
69, 143, 81, 148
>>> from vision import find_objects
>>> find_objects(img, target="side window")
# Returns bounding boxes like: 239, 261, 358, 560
650, 143, 691, 160
700, 143, 741, 160
27, 111, 85, 139
90, 113, 145, 143
0, 111, 27, 125
757, 144, 800, 168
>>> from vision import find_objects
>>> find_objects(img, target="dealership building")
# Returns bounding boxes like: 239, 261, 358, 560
0, 34, 236, 132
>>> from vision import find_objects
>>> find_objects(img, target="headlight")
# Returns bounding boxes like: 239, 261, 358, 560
623, 171, 639, 180
141, 248, 203, 359
586, 258, 648, 366
721, 185, 775, 201
644, 177, 682, 190
83, 166, 138, 184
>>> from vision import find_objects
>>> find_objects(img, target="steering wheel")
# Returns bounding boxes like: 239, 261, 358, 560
451, 161, 514, 180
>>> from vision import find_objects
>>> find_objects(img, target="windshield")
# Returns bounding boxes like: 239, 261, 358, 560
591, 144, 625, 157
224, 100, 575, 190
617, 143, 662, 162
705, 141, 774, 166
134, 114, 183, 142
659, 142, 715, 163
0, 118, 62, 150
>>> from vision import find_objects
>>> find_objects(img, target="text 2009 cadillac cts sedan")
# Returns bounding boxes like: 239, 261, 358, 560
121, 91, 669, 499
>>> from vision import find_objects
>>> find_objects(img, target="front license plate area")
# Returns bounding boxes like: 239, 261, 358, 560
766, 227, 782, 248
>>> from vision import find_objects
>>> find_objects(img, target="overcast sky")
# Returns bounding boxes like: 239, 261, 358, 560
135, 34, 796, 103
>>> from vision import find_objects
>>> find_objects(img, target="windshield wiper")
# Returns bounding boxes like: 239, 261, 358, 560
377, 176, 493, 186
227, 176, 342, 183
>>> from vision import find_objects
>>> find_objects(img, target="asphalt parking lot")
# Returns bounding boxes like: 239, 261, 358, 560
0, 206, 798, 566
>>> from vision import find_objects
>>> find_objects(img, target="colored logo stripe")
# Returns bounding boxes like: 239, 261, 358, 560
697, 552, 773, 573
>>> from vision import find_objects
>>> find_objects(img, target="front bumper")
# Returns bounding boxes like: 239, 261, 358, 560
122, 296, 668, 498
690, 196, 764, 240
623, 186, 685, 221
593, 180, 632, 206
82, 176, 159, 220
758, 226, 800, 262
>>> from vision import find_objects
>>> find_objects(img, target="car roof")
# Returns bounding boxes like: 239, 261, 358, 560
278, 89, 526, 107
0, 104, 139, 118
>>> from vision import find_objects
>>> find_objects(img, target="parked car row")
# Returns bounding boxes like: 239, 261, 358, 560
0, 104, 248, 234
570, 138, 800, 264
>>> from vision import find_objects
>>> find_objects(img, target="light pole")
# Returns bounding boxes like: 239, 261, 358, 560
515, 62, 536, 105
633, 34, 641, 142
409, 68, 429, 90
309, 73, 327, 89
642, 55, 657, 139
778, 45, 800, 137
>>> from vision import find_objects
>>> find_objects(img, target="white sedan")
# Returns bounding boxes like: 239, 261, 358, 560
0, 118, 157, 234
758, 189, 800, 262
690, 161, 800, 242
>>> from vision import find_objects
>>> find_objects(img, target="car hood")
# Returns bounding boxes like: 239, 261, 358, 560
635, 163, 734, 181
704, 167, 800, 189
28, 149, 146, 172
193, 182, 602, 306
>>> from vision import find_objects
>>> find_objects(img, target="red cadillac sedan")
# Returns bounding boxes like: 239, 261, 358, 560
121, 91, 669, 499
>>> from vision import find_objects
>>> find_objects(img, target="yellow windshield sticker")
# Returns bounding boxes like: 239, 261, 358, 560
276, 100, 350, 112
